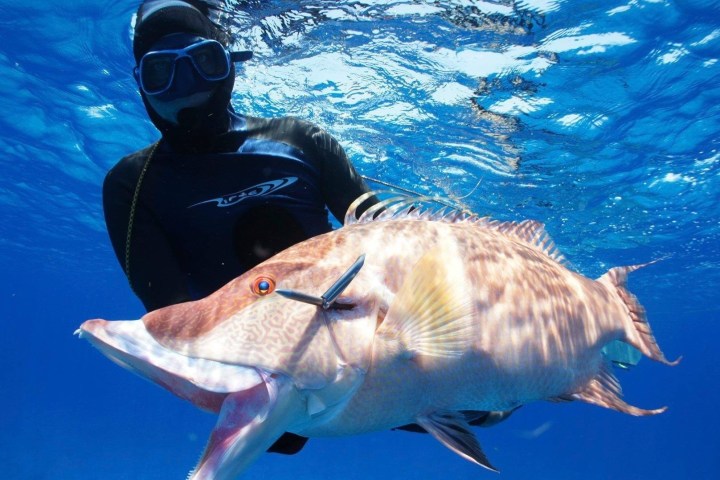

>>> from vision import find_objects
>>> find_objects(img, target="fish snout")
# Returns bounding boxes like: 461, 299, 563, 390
75, 318, 109, 337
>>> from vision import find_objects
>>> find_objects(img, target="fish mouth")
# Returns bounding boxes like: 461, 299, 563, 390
76, 319, 264, 413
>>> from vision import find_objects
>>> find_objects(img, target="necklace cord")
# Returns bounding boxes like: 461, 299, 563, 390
124, 141, 159, 293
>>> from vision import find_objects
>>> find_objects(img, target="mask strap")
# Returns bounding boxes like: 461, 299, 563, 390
230, 50, 253, 62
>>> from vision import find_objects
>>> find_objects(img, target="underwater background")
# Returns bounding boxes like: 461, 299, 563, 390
1, 0, 718, 478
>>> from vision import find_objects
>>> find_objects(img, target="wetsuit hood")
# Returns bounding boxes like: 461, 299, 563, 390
134, 0, 232, 63
134, 0, 236, 151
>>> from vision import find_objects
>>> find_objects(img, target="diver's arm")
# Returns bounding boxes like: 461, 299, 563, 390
103, 156, 192, 312
312, 128, 377, 223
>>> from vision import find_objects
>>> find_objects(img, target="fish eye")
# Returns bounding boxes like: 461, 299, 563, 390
251, 276, 275, 296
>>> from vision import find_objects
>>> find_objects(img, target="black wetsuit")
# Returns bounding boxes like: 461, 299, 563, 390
104, 112, 372, 311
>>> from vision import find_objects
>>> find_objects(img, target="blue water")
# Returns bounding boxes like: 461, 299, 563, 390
1, 0, 718, 478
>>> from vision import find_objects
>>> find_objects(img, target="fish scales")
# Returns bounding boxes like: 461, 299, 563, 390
77, 194, 678, 478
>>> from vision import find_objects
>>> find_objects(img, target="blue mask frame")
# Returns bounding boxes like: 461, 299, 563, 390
134, 39, 252, 96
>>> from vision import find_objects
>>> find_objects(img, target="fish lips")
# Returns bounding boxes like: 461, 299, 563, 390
77, 319, 264, 413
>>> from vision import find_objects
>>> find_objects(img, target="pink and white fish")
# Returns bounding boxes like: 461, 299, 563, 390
77, 193, 678, 479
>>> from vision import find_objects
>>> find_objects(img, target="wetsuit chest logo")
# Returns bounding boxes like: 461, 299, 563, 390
188, 177, 298, 208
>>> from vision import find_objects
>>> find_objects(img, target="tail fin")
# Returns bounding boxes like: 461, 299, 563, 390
597, 264, 680, 367
602, 340, 641, 369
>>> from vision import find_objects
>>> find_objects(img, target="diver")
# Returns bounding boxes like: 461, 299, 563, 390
103, 0, 514, 457
103, 0, 376, 454
104, 0, 375, 311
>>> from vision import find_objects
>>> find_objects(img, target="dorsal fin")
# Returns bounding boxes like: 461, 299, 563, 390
357, 195, 407, 223
344, 191, 380, 225
344, 191, 479, 226
344, 191, 567, 265
487, 219, 567, 264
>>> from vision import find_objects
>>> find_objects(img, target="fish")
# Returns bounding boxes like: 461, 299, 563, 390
77, 192, 679, 479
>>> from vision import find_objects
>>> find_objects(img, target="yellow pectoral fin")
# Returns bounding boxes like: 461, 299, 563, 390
378, 248, 475, 358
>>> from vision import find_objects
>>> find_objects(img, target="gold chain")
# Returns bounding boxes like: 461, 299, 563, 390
124, 141, 159, 291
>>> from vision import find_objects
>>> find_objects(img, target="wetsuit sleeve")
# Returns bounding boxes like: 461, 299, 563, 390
311, 128, 377, 223
103, 152, 192, 312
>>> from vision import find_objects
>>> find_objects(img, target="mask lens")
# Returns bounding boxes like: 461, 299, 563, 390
137, 40, 232, 95
140, 53, 176, 94
188, 41, 229, 79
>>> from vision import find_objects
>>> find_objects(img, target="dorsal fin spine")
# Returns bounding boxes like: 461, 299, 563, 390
358, 195, 406, 223
344, 191, 379, 225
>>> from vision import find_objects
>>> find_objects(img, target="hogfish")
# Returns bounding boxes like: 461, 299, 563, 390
77, 192, 678, 479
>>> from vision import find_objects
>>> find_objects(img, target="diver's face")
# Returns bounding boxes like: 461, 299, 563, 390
141, 33, 224, 124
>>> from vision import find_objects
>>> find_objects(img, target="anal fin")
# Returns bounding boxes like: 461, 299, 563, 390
416, 411, 499, 472
571, 363, 666, 416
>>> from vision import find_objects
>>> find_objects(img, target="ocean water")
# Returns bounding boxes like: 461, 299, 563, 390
1, 0, 718, 479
